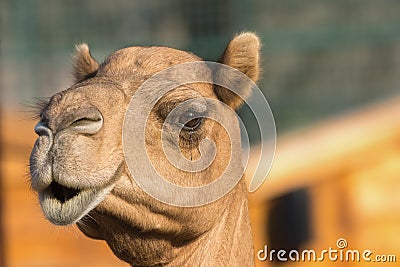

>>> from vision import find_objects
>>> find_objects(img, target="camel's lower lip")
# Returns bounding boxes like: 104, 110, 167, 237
38, 182, 115, 226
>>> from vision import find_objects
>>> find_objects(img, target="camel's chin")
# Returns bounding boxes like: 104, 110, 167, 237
38, 183, 114, 226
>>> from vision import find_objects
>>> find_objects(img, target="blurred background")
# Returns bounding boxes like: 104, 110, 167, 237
1, 0, 399, 266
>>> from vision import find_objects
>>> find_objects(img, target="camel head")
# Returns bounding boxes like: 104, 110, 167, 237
30, 32, 261, 266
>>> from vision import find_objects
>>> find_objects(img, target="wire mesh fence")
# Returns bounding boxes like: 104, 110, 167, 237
1, 0, 400, 131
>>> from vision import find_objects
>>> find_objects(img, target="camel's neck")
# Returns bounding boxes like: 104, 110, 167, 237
160, 188, 255, 266
85, 176, 255, 266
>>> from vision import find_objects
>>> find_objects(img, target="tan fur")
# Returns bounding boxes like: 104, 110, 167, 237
30, 33, 261, 266
72, 43, 99, 82
216, 32, 261, 110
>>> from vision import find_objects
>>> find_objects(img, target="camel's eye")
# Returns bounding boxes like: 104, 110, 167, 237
158, 97, 208, 135
69, 116, 103, 134
183, 118, 203, 131
66, 108, 103, 134
70, 117, 98, 127
180, 111, 204, 132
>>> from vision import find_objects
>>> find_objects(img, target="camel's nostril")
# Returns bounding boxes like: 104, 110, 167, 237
34, 122, 53, 137
50, 181, 80, 203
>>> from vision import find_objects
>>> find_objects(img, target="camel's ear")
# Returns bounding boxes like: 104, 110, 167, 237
72, 43, 99, 83
215, 32, 261, 110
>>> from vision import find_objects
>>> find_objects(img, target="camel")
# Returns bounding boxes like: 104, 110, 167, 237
29, 32, 261, 266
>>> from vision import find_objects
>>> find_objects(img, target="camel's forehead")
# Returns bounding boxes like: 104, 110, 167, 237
95, 46, 215, 98
97, 46, 202, 78
41, 47, 209, 121
41, 82, 124, 123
